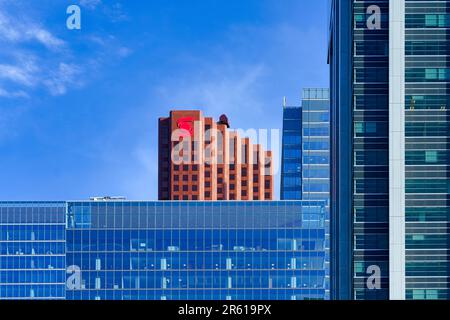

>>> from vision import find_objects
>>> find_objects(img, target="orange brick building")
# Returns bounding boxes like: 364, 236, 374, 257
158, 110, 273, 201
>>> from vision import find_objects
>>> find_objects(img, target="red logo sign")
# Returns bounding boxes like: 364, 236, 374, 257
177, 117, 194, 137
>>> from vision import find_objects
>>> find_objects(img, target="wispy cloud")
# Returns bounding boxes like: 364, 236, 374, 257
0, 87, 28, 98
0, 1, 131, 99
0, 11, 65, 50
80, 0, 102, 10
156, 63, 267, 123
44, 63, 83, 96
0, 62, 37, 87
0, 3, 72, 98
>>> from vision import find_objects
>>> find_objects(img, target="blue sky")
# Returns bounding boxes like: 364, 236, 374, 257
0, 0, 329, 201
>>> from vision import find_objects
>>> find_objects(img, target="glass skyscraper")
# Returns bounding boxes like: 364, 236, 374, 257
280, 88, 331, 299
1, 200, 329, 300
330, 0, 450, 300
281, 88, 330, 201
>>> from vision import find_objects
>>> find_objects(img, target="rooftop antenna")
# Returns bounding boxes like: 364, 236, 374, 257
283, 96, 287, 107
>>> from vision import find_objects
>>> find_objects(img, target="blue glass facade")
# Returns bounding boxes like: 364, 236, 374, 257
281, 88, 330, 202
329, 0, 354, 300
0, 201, 329, 300
301, 89, 330, 203
0, 202, 66, 299
281, 107, 303, 200
280, 89, 331, 299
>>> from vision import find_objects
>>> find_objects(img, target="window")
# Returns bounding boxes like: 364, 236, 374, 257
192, 185, 198, 192
183, 165, 189, 171
242, 181, 247, 187
242, 168, 247, 177
174, 185, 179, 191
182, 185, 188, 192
412, 290, 425, 300
183, 175, 189, 182
355, 123, 364, 134
425, 68, 437, 80
366, 122, 376, 133
192, 165, 198, 171
174, 165, 179, 171
218, 168, 223, 174
242, 191, 247, 197
205, 192, 211, 198
192, 175, 198, 182
229, 184, 235, 190
205, 182, 211, 188
425, 14, 437, 27
425, 151, 438, 163
283, 134, 301, 145
174, 175, 179, 181
192, 195, 198, 200
426, 290, 439, 300
303, 169, 329, 179
354, 262, 364, 273
283, 149, 301, 158
183, 196, 188, 200
205, 171, 211, 178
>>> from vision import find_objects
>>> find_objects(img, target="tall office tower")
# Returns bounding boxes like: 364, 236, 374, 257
281, 89, 330, 201
330, 0, 450, 300
281, 88, 331, 297
158, 110, 273, 201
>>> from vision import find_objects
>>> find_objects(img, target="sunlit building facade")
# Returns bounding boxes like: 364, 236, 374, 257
1, 200, 329, 300
281, 88, 330, 202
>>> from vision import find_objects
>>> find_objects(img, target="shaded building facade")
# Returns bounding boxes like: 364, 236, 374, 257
329, 0, 450, 300
159, 111, 273, 201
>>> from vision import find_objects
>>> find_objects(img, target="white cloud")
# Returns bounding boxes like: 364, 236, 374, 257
0, 11, 65, 50
28, 28, 65, 50
0, 87, 28, 98
0, 63, 37, 87
44, 63, 83, 96
0, 3, 82, 98
0, 11, 21, 41
0, 1, 131, 99
117, 47, 133, 58
80, 0, 102, 10
156, 63, 267, 123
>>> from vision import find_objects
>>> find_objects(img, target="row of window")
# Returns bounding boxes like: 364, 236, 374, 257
406, 68, 450, 82
65, 289, 326, 301
406, 14, 450, 28
406, 41, 450, 56
62, 274, 326, 290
